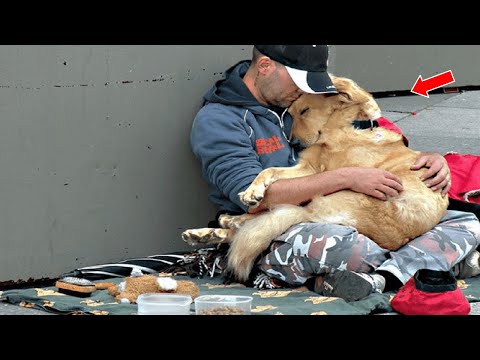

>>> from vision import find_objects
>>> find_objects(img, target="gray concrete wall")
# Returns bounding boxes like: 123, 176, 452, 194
0, 45, 250, 282
1, 45, 479, 283
329, 45, 480, 92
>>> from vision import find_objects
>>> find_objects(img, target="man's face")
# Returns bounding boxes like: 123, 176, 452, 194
259, 62, 303, 108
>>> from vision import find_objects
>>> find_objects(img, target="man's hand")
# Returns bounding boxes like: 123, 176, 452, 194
347, 167, 404, 201
411, 152, 451, 197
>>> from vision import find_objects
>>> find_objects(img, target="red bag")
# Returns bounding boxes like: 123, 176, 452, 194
391, 269, 470, 315
444, 152, 480, 204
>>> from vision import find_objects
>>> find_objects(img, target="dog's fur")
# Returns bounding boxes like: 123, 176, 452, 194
183, 75, 449, 282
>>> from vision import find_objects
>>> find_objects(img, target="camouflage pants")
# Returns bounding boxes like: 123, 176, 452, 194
258, 210, 480, 285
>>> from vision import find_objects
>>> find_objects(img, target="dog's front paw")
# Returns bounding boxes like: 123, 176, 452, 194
239, 185, 266, 207
182, 228, 230, 246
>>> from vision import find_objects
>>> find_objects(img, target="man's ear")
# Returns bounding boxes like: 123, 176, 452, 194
257, 56, 274, 75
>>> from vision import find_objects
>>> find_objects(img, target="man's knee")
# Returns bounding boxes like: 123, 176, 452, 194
281, 222, 359, 240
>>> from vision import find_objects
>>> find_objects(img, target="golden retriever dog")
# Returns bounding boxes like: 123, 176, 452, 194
183, 75, 449, 282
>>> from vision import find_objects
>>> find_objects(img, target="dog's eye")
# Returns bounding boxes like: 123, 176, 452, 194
299, 107, 310, 115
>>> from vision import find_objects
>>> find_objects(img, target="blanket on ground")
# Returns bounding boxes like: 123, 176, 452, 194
2, 275, 480, 315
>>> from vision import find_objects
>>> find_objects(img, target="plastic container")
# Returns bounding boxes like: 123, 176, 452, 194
137, 293, 192, 315
194, 295, 253, 315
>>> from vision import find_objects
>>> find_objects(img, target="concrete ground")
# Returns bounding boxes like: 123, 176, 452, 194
1, 90, 479, 315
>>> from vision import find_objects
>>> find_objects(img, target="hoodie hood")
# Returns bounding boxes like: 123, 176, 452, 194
203, 60, 261, 108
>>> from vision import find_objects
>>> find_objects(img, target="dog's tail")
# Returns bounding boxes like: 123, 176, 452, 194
227, 204, 309, 282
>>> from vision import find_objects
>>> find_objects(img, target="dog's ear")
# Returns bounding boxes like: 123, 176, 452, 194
332, 77, 371, 104
331, 77, 354, 103
336, 91, 353, 103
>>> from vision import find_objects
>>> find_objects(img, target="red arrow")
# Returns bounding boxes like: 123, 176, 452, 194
411, 70, 455, 98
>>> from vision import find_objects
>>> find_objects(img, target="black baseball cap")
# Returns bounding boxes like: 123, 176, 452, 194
254, 45, 337, 94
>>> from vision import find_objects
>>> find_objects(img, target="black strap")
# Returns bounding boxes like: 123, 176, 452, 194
448, 198, 480, 221
352, 119, 379, 130
413, 269, 457, 293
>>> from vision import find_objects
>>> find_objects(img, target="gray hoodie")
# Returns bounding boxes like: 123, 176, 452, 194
190, 60, 299, 213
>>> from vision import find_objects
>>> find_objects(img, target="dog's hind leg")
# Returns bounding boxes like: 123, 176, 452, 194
219, 213, 256, 229
183, 214, 256, 248
182, 228, 233, 246
227, 204, 310, 282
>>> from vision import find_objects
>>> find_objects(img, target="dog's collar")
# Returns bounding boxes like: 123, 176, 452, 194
352, 119, 379, 130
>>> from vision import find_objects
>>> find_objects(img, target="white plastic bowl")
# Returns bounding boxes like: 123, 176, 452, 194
194, 295, 253, 315
137, 293, 192, 315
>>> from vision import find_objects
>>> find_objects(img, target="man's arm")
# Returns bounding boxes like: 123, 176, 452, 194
249, 167, 404, 213
249, 152, 450, 214
191, 104, 265, 212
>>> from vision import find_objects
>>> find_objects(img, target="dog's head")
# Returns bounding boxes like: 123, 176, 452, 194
288, 75, 381, 146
